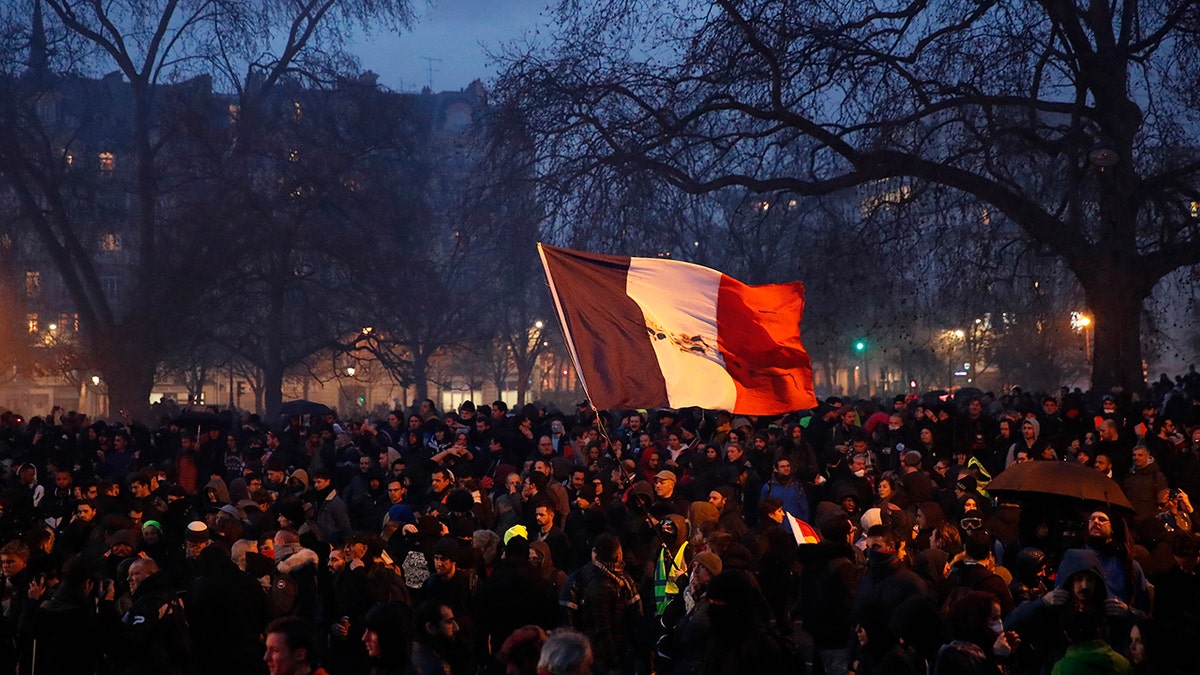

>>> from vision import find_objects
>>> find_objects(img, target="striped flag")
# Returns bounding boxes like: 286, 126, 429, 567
786, 513, 822, 544
538, 244, 816, 415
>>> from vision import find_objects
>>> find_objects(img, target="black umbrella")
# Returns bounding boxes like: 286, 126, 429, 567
172, 409, 229, 429
279, 399, 334, 417
987, 460, 1134, 512
172, 409, 232, 440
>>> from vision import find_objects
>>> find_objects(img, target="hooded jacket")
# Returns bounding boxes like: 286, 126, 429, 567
1050, 640, 1132, 675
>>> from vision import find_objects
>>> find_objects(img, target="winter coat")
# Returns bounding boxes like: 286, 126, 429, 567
1051, 639, 1132, 675
313, 488, 353, 547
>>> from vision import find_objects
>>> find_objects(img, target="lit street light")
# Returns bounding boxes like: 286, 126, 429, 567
1071, 311, 1093, 361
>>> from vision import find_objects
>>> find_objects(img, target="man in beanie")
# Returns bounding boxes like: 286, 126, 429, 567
708, 486, 748, 539
658, 551, 722, 674
476, 536, 558, 656
422, 536, 478, 673
899, 451, 933, 504
691, 499, 715, 540
563, 533, 641, 675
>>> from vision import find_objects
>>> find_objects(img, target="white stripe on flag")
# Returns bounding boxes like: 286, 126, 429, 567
625, 257, 737, 411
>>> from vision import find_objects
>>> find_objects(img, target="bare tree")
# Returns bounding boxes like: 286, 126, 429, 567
495, 0, 1200, 393
0, 0, 412, 418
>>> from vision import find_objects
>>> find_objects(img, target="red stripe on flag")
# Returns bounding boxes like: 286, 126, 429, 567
716, 276, 817, 415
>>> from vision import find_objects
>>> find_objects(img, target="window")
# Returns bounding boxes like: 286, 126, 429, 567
100, 275, 124, 298
26, 313, 37, 333
25, 270, 40, 297
98, 151, 115, 174
228, 104, 240, 124
99, 233, 120, 251
60, 313, 78, 332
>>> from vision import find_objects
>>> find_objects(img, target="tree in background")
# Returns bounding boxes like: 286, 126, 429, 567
0, 0, 412, 417
495, 0, 1200, 394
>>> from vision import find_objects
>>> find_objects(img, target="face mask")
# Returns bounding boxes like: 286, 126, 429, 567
889, 424, 901, 431
853, 469, 866, 478
989, 620, 1004, 635
867, 549, 893, 565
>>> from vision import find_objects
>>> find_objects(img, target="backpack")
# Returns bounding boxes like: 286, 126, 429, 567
402, 550, 430, 589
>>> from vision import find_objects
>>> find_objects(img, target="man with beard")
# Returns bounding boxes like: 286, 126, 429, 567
760, 458, 809, 524
563, 534, 641, 675
1007, 547, 1121, 668
412, 601, 463, 675
708, 487, 748, 539
1081, 508, 1150, 614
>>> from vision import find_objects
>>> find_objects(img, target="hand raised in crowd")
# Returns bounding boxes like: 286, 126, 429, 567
1104, 597, 1129, 616
994, 630, 1021, 657
1178, 490, 1193, 513
1042, 588, 1069, 606
27, 576, 45, 602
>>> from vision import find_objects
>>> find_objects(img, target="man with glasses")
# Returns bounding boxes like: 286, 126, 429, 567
1156, 488, 1193, 533
1082, 509, 1150, 613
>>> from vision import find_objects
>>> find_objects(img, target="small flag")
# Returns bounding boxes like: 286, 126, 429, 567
786, 513, 821, 544
538, 244, 816, 415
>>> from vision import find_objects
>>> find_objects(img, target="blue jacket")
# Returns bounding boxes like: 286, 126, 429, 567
760, 478, 809, 522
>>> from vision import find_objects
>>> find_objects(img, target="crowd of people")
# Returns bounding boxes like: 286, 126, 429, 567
3, 370, 1200, 674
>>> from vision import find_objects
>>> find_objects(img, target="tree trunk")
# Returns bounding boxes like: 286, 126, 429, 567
263, 362, 284, 425
516, 361, 534, 406
263, 275, 287, 423
1084, 279, 1148, 394
412, 351, 430, 406
102, 353, 155, 421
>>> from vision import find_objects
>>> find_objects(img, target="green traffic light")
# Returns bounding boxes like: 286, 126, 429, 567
854, 340, 866, 352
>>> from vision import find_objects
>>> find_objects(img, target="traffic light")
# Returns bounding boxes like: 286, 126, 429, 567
854, 340, 866, 353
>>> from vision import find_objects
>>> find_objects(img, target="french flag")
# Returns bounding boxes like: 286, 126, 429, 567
538, 244, 816, 415
786, 513, 822, 545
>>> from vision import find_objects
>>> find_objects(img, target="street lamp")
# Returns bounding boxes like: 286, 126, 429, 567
91, 375, 101, 386
1071, 311, 1093, 361
346, 366, 356, 377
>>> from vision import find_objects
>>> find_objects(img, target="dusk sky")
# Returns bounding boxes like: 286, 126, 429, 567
349, 0, 553, 93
